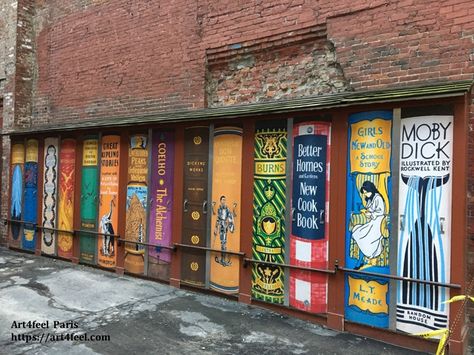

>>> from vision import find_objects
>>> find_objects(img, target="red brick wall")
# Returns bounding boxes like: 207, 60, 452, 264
29, 0, 474, 123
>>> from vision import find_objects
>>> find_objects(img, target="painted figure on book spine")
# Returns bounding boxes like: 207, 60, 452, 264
209, 127, 243, 294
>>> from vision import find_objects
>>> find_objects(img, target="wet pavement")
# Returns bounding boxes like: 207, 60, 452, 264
0, 247, 437, 354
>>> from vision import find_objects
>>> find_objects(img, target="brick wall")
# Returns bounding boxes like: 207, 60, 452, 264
0, 1, 18, 246
2, 0, 474, 335
468, 91, 474, 328
26, 0, 474, 124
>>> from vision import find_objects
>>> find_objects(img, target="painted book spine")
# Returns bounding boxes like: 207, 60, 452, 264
97, 135, 121, 268
181, 127, 209, 286
41, 137, 59, 256
124, 134, 149, 274
345, 111, 392, 328
80, 137, 99, 264
289, 122, 331, 313
148, 131, 174, 281
57, 139, 76, 259
10, 143, 25, 248
251, 122, 287, 304
209, 127, 243, 294
396, 115, 453, 334
22, 139, 38, 251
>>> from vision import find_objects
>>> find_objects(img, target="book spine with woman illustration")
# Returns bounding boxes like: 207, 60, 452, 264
345, 111, 393, 329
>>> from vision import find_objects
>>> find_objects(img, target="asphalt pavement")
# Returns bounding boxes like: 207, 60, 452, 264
0, 247, 439, 354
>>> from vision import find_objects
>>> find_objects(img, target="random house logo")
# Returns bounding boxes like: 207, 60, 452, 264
406, 309, 432, 325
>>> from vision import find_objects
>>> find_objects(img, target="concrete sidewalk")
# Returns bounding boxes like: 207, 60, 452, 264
0, 247, 428, 355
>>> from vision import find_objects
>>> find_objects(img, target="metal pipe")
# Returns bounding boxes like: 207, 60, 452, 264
74, 229, 120, 238
4, 219, 36, 226
117, 238, 176, 251
4, 220, 75, 235
244, 258, 337, 274
174, 243, 245, 257
336, 265, 461, 289
36, 225, 75, 235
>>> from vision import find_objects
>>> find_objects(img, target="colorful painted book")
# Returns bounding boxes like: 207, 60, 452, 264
209, 127, 243, 294
22, 139, 39, 251
181, 127, 209, 286
57, 139, 76, 259
345, 111, 392, 328
97, 135, 120, 268
289, 122, 331, 313
124, 134, 149, 274
80, 136, 99, 264
41, 137, 59, 255
252, 121, 287, 304
148, 131, 174, 280
397, 114, 453, 334
10, 143, 25, 249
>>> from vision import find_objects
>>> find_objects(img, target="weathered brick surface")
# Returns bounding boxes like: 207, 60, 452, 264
207, 39, 350, 107
1, 0, 474, 340
0, 1, 18, 246
26, 0, 474, 123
